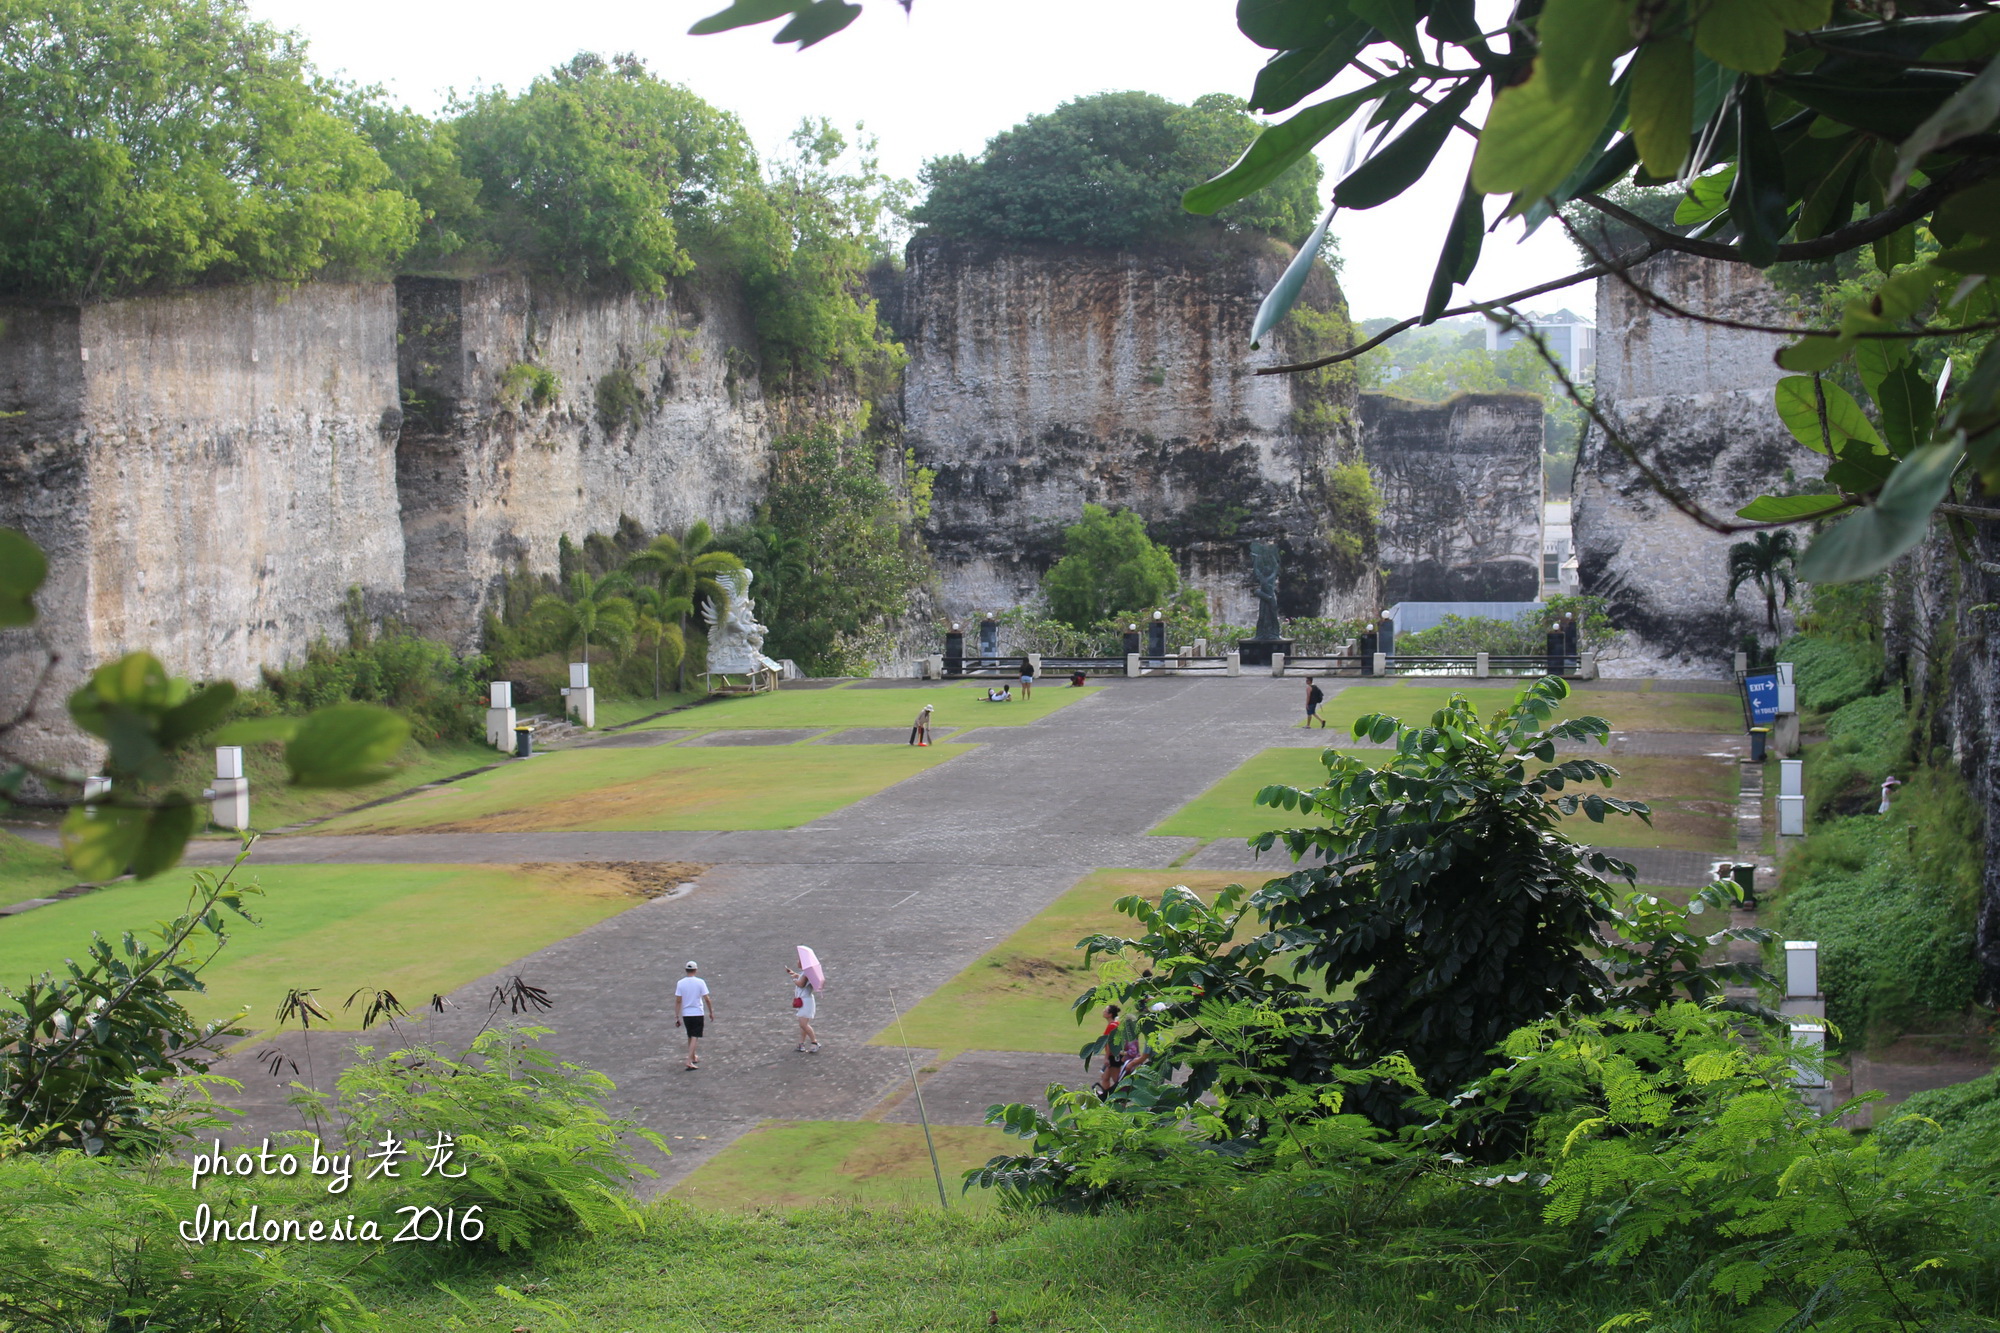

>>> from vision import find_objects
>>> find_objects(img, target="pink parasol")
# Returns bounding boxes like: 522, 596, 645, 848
797, 945, 826, 992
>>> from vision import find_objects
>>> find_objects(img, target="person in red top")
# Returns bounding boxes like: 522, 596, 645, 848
1096, 1004, 1125, 1096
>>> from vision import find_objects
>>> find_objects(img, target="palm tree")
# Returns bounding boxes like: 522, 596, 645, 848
625, 521, 744, 690
630, 587, 695, 699
731, 522, 810, 631
528, 571, 637, 664
1725, 530, 1801, 635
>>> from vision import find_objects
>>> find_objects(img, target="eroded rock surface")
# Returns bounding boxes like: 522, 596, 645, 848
885, 237, 1377, 628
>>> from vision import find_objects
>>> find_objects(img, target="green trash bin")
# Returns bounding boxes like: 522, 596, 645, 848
513, 722, 535, 758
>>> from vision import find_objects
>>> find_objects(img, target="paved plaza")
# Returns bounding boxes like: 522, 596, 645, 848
65, 676, 1740, 1188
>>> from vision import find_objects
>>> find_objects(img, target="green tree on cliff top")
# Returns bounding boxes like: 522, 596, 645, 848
453, 53, 760, 294
914, 91, 1323, 248
0, 0, 418, 298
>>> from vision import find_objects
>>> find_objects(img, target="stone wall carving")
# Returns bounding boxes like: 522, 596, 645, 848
1574, 252, 1796, 674
1358, 392, 1543, 603
394, 273, 774, 646
885, 236, 1377, 629
0, 284, 406, 770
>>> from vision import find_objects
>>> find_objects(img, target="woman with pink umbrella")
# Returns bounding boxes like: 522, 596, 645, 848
787, 946, 825, 1053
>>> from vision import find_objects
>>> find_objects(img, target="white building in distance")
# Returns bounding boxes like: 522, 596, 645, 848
1487, 308, 1596, 379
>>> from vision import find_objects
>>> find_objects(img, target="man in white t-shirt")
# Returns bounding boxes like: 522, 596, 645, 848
674, 961, 714, 1070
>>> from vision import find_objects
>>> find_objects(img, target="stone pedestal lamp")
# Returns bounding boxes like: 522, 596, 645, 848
486, 680, 517, 751
563, 662, 596, 728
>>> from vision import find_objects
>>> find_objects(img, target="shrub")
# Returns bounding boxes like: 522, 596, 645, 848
296, 1026, 666, 1269
262, 627, 486, 743
594, 367, 646, 434
1804, 692, 1906, 818
497, 360, 560, 410
0, 1152, 369, 1331
0, 861, 260, 1155
1776, 770, 1982, 1042
1880, 1072, 2000, 1181
1780, 632, 1883, 713
1395, 613, 1541, 656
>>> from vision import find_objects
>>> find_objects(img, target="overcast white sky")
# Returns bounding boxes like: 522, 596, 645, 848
246, 0, 1592, 322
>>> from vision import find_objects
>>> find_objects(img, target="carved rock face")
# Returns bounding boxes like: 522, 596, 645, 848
884, 237, 1379, 628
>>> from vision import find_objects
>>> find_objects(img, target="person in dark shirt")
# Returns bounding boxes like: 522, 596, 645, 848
1305, 677, 1327, 728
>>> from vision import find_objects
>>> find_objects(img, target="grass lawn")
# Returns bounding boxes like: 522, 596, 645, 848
359, 1194, 1664, 1332
588, 691, 702, 729
885, 869, 1249, 1060
669, 1120, 1014, 1213
1154, 748, 1738, 850
1151, 748, 1376, 839
627, 681, 1099, 731
0, 861, 676, 1030
0, 831, 76, 899
313, 743, 967, 835
176, 738, 504, 835
1317, 681, 1743, 734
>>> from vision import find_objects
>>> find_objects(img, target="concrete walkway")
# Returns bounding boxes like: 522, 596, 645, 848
27, 676, 1757, 1189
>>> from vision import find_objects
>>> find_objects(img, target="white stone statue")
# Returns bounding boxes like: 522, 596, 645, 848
703, 568, 776, 675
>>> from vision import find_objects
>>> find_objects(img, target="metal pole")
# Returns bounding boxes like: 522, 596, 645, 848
888, 987, 949, 1211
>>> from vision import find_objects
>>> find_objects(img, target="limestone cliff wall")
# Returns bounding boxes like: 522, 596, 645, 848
0, 285, 406, 770
1359, 392, 1543, 603
394, 273, 773, 644
1575, 253, 1795, 674
888, 237, 1376, 629
1885, 520, 2000, 1004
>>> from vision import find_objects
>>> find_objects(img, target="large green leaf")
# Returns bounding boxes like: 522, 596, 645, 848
1335, 81, 1478, 210
1694, 0, 1833, 74
1728, 79, 1788, 267
1423, 180, 1485, 322
1187, 83, 1387, 214
1250, 19, 1372, 114
1776, 71, 1968, 140
1628, 34, 1695, 177
1774, 376, 1881, 453
210, 717, 301, 746
1735, 493, 1853, 522
772, 1, 862, 48
1250, 204, 1337, 348
0, 528, 46, 628
1538, 0, 1632, 97
1872, 364, 1936, 457
1890, 57, 2000, 198
1674, 165, 1734, 225
157, 682, 238, 747
1238, 0, 1347, 50
1349, 0, 1419, 57
285, 703, 411, 789
60, 802, 196, 883
688, 0, 798, 35
1473, 65, 1615, 200
1798, 441, 1963, 583
1776, 333, 1849, 373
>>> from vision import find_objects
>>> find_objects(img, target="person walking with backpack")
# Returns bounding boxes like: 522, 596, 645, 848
1305, 676, 1327, 729
674, 961, 713, 1071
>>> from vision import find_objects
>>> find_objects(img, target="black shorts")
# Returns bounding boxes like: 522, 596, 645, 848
682, 1015, 705, 1038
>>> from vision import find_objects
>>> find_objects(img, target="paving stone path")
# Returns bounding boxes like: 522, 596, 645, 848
22, 676, 1751, 1190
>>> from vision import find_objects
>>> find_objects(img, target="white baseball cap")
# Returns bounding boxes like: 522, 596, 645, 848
684, 961, 698, 970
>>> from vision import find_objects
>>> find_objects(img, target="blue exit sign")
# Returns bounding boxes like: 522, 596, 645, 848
1745, 673, 1779, 725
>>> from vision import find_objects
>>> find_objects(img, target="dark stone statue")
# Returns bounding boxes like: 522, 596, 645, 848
1236, 540, 1294, 667
1250, 541, 1282, 641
